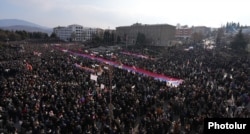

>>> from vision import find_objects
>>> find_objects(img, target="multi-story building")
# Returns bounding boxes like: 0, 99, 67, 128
68, 24, 84, 42
53, 24, 85, 42
53, 26, 71, 41
175, 24, 192, 40
53, 24, 105, 42
116, 23, 176, 46
192, 26, 211, 37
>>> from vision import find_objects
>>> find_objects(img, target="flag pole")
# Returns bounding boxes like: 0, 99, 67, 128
108, 65, 113, 132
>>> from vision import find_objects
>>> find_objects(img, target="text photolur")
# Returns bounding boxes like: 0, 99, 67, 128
204, 118, 250, 134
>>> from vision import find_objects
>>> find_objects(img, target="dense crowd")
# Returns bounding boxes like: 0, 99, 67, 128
0, 42, 249, 134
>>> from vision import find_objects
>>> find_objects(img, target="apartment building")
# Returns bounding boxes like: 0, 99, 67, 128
53, 26, 71, 41
53, 24, 105, 42
175, 24, 192, 39
68, 24, 84, 41
53, 24, 85, 42
192, 26, 211, 37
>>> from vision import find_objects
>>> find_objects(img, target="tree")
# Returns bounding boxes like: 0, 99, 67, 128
0, 31, 8, 42
191, 32, 203, 44
8, 32, 21, 41
70, 32, 76, 41
15, 30, 27, 40
230, 29, 248, 50
136, 32, 146, 45
44, 33, 49, 39
216, 28, 224, 45
110, 31, 115, 44
116, 36, 121, 44
103, 30, 111, 44
31, 32, 47, 39
91, 33, 102, 43
226, 22, 229, 29
50, 32, 58, 39
237, 22, 240, 29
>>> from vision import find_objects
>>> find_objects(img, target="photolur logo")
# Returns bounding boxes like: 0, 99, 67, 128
204, 118, 250, 134
208, 122, 247, 129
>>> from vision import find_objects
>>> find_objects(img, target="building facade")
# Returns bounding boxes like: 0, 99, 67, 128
68, 24, 84, 41
83, 28, 104, 41
54, 24, 103, 42
192, 26, 211, 37
53, 24, 84, 42
175, 24, 192, 39
116, 23, 176, 46
53, 26, 72, 41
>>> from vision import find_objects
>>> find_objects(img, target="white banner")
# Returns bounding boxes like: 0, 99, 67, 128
90, 74, 98, 81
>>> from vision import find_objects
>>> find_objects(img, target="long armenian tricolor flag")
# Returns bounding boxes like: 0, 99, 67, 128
56, 47, 183, 87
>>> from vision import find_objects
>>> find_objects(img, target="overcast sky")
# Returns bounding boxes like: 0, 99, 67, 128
0, 0, 249, 29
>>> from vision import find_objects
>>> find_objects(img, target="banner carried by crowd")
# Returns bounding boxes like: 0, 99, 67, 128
57, 47, 183, 87
74, 63, 95, 73
120, 51, 150, 59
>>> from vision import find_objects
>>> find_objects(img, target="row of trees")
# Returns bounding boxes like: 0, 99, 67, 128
136, 32, 146, 45
226, 22, 241, 30
134, 32, 206, 46
215, 26, 249, 51
230, 29, 248, 50
91, 30, 116, 45
103, 30, 115, 44
0, 29, 51, 42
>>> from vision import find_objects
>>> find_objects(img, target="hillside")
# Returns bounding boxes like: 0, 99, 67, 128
0, 19, 52, 34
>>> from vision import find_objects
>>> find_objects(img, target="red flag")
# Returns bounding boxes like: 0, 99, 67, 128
26, 63, 33, 71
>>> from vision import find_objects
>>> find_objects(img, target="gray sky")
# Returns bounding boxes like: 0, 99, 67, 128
1, 0, 249, 29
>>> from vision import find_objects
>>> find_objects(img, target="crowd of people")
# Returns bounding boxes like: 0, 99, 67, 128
0, 41, 249, 134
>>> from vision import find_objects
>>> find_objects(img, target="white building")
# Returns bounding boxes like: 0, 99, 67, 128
53, 26, 71, 41
68, 24, 84, 41
53, 24, 104, 42
53, 24, 84, 42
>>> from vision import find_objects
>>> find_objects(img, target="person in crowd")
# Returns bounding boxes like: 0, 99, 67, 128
0, 41, 249, 134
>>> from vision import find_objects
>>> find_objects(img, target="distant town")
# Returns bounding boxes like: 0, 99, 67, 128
0, 19, 250, 52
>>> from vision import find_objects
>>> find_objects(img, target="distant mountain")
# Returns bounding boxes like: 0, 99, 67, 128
0, 19, 49, 29
0, 19, 52, 34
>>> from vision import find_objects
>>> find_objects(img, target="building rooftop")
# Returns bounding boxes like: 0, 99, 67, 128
116, 23, 175, 28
